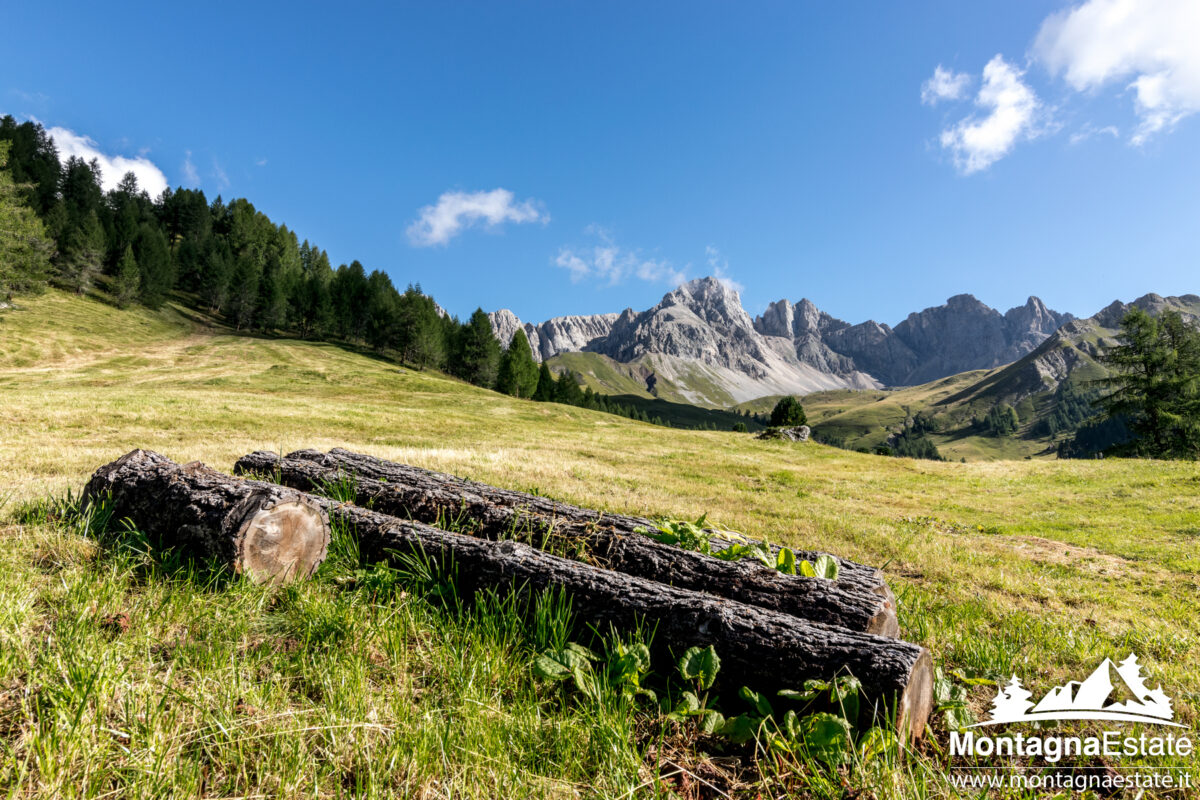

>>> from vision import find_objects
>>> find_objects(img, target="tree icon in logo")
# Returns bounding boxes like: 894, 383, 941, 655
988, 676, 1035, 723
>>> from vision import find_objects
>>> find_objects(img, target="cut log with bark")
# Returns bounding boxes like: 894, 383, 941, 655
305, 495, 933, 741
83, 449, 330, 584
238, 448, 892, 602
236, 449, 899, 636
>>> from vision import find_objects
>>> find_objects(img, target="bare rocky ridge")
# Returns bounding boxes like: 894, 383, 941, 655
754, 294, 1074, 386
487, 309, 619, 362
488, 277, 1081, 403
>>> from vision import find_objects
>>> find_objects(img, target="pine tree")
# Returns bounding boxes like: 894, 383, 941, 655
533, 362, 556, 401
395, 286, 447, 368
1097, 308, 1200, 458
554, 371, 585, 405
770, 395, 807, 427
452, 309, 502, 388
133, 223, 174, 309
497, 329, 539, 397
112, 245, 140, 309
226, 252, 261, 329
200, 242, 231, 312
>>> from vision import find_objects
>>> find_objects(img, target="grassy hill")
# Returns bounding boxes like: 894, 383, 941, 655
546, 350, 741, 408
3, 290, 1198, 797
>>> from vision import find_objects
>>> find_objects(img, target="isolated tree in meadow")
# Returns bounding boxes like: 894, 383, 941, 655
497, 329, 539, 398
112, 245, 141, 309
770, 395, 807, 427
0, 142, 53, 295
1096, 308, 1200, 458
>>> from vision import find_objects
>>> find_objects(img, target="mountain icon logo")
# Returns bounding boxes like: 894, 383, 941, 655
971, 653, 1183, 728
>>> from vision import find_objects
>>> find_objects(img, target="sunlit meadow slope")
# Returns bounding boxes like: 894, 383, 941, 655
2, 291, 1197, 796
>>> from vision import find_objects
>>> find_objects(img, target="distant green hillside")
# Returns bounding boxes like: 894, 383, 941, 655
545, 351, 738, 408
602, 394, 766, 431
804, 295, 1200, 461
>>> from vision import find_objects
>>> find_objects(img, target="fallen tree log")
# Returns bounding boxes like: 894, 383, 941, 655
310, 497, 933, 742
236, 449, 899, 636
83, 449, 330, 584
240, 448, 892, 600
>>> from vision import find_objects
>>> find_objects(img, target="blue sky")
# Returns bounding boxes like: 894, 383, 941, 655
3, 1, 1199, 325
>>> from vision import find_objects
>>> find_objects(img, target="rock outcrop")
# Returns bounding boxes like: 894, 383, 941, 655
756, 425, 810, 442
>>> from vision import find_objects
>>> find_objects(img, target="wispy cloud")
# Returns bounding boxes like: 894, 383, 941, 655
47, 125, 169, 197
1034, 0, 1200, 144
1068, 123, 1120, 145
555, 227, 687, 287
212, 157, 230, 190
9, 89, 50, 113
407, 188, 548, 247
938, 56, 1041, 174
705, 246, 744, 293
182, 151, 200, 186
921, 66, 971, 105
255, 157, 268, 167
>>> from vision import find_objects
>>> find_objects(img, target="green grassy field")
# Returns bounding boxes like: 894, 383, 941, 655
3, 291, 1199, 798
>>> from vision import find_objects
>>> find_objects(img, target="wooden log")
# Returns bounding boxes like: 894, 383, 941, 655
241, 448, 893, 600
235, 449, 899, 637
306, 498, 933, 742
83, 449, 330, 584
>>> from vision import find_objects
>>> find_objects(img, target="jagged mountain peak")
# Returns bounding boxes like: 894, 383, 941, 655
661, 276, 748, 322
943, 293, 991, 309
484, 279, 1112, 404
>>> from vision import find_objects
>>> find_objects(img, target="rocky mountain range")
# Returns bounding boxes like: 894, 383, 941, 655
753, 292, 1074, 386
486, 277, 1154, 406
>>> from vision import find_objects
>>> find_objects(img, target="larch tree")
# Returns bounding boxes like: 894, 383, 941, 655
112, 245, 141, 309
0, 141, 53, 295
497, 329, 539, 398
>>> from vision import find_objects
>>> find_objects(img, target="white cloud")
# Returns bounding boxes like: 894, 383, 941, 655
938, 55, 1041, 174
48, 126, 169, 197
407, 188, 547, 246
555, 228, 687, 287
182, 151, 200, 186
1068, 123, 1120, 144
704, 246, 744, 293
1034, 0, 1200, 143
921, 65, 971, 105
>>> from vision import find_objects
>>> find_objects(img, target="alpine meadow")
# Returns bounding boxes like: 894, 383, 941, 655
4, 1, 1200, 798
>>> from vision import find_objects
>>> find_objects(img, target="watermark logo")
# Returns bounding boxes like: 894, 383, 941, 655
972, 652, 1183, 728
949, 654, 1194, 791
